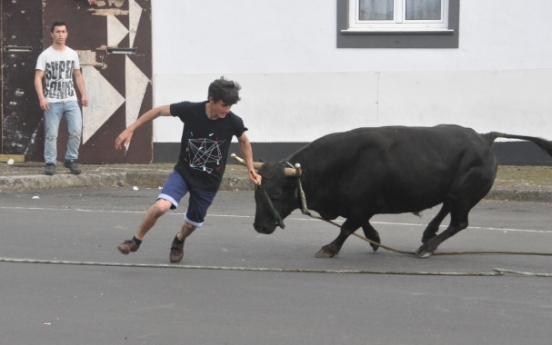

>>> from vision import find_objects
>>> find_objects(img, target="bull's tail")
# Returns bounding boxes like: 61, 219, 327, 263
482, 132, 552, 157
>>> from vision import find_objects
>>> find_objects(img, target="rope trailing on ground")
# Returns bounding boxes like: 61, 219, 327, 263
313, 215, 552, 257
0, 257, 505, 276
293, 171, 552, 258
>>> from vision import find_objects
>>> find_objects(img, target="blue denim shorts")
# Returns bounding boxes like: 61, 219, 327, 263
157, 170, 217, 227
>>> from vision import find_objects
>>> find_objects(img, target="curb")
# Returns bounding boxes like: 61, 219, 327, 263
484, 189, 552, 203
0, 172, 255, 192
0, 172, 127, 191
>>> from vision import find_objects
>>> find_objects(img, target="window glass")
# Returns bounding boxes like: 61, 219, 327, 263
405, 0, 441, 20
359, 0, 394, 21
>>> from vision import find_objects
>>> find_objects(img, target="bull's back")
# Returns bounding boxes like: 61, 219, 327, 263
296, 125, 497, 214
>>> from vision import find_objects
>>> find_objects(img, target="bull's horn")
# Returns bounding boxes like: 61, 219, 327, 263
294, 163, 302, 176
230, 153, 264, 169
284, 163, 302, 177
230, 153, 245, 166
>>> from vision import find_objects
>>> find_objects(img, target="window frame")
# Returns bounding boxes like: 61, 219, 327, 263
337, 0, 460, 49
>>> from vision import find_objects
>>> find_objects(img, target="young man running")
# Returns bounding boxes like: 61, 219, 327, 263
115, 77, 261, 263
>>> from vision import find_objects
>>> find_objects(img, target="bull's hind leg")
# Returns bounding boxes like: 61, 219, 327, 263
416, 193, 485, 258
421, 202, 450, 244
416, 210, 468, 258
362, 221, 381, 252
315, 218, 361, 258
417, 195, 484, 258
417, 165, 495, 258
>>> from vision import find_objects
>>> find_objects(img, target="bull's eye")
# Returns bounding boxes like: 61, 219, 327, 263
271, 188, 283, 199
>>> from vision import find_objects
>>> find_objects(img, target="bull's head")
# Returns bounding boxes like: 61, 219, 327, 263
230, 154, 302, 234
253, 162, 303, 234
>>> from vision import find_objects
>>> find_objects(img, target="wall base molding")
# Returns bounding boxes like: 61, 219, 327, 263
153, 142, 552, 166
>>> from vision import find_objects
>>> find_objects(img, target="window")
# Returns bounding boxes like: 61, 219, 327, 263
337, 0, 460, 48
349, 0, 449, 32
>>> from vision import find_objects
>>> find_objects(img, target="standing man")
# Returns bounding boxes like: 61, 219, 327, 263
35, 21, 88, 175
115, 77, 262, 263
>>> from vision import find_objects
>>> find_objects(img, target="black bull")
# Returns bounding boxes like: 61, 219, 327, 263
250, 125, 552, 258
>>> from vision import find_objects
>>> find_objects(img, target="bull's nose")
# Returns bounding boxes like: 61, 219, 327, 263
253, 223, 275, 234
253, 223, 266, 233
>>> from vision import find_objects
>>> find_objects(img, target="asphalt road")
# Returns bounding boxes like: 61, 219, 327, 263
1, 187, 551, 345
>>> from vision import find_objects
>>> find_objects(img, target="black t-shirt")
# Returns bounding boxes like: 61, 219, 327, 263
170, 101, 247, 191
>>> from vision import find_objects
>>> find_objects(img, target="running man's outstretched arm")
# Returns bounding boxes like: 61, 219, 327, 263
115, 105, 171, 150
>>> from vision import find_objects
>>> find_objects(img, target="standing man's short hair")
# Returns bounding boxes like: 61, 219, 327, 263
50, 20, 67, 32
208, 77, 241, 105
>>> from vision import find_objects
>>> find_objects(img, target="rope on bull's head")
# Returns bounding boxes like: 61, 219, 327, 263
257, 184, 286, 229
285, 161, 310, 216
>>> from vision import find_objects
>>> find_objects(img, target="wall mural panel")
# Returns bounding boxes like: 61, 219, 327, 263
1, 0, 43, 160
50, 0, 153, 163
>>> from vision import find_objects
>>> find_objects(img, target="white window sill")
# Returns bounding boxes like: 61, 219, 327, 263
341, 28, 454, 35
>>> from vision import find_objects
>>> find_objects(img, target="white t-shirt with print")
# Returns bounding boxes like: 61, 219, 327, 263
35, 46, 80, 103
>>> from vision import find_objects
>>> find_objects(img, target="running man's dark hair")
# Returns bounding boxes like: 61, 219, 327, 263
208, 77, 241, 105
51, 21, 67, 32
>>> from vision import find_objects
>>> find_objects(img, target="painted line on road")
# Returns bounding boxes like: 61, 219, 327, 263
1, 205, 551, 235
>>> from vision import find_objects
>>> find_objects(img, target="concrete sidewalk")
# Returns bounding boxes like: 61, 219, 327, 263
1, 161, 552, 202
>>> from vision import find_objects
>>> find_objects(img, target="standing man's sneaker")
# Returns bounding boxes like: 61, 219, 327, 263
117, 239, 141, 255
169, 236, 185, 263
44, 164, 56, 175
64, 160, 81, 175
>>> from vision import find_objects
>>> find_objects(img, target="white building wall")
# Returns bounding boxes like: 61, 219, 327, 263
151, 0, 552, 143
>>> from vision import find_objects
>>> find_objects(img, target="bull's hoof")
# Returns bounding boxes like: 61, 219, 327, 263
415, 246, 434, 258
370, 243, 380, 252
315, 246, 338, 258
369, 235, 381, 252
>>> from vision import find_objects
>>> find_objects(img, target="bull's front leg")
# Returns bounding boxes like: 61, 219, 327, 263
362, 221, 380, 252
315, 219, 359, 258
